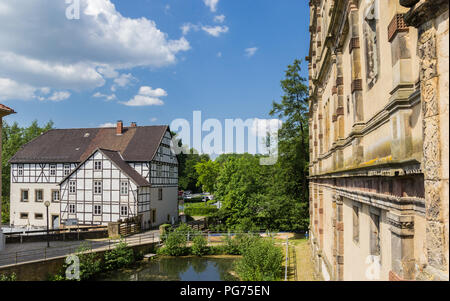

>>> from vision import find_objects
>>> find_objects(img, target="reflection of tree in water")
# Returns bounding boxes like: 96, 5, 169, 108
97, 258, 239, 281
213, 259, 239, 281
190, 257, 209, 274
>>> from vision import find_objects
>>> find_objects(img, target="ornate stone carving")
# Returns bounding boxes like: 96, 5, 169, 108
363, 0, 380, 88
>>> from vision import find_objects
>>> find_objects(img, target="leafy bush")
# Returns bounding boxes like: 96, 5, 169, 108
103, 241, 134, 271
191, 235, 209, 256
223, 235, 241, 255
164, 229, 189, 256
76, 243, 102, 280
235, 238, 283, 281
0, 273, 16, 281
184, 206, 218, 216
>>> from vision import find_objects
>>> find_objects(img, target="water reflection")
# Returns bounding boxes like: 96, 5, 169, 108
96, 257, 238, 281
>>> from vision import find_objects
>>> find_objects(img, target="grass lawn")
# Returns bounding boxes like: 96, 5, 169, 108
276, 233, 320, 281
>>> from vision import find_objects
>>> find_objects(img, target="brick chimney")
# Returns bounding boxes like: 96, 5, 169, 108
116, 120, 123, 135
130, 122, 137, 128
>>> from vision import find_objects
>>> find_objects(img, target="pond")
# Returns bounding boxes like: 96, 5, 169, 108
95, 257, 239, 281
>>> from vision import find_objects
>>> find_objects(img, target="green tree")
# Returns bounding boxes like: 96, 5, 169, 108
269, 59, 309, 203
1, 120, 54, 223
195, 160, 220, 193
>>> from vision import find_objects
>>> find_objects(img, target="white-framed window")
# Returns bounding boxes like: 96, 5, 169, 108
64, 164, 71, 176
69, 204, 76, 214
35, 189, 43, 202
21, 189, 29, 202
18, 164, 24, 176
94, 160, 102, 171
94, 181, 102, 194
52, 190, 60, 202
50, 164, 56, 176
170, 166, 175, 178
120, 205, 128, 216
94, 205, 102, 215
120, 181, 128, 195
69, 181, 76, 194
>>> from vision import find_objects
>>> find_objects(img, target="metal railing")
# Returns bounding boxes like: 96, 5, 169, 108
0, 232, 158, 267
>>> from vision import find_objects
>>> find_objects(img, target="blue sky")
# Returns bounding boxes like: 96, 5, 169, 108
1, 0, 310, 151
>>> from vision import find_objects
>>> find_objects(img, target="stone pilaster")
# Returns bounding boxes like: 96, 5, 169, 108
349, 2, 364, 125
402, 0, 449, 280
387, 212, 416, 280
335, 194, 345, 280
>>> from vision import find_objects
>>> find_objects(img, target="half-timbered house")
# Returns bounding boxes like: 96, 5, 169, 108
8, 121, 178, 229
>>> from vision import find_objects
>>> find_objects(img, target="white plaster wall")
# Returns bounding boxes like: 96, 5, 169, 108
10, 182, 61, 228
342, 198, 392, 281
150, 186, 178, 226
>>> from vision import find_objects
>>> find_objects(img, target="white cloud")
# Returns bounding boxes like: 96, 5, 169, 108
201, 25, 229, 37
181, 23, 200, 36
139, 86, 168, 98
214, 15, 226, 23
0, 77, 36, 101
203, 0, 219, 12
113, 73, 135, 88
93, 92, 117, 101
245, 47, 258, 57
0, 0, 190, 100
121, 86, 167, 107
99, 122, 116, 128
251, 119, 282, 138
150, 117, 158, 122
47, 91, 71, 102
217, 52, 222, 58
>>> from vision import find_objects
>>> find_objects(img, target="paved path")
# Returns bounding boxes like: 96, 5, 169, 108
0, 230, 159, 267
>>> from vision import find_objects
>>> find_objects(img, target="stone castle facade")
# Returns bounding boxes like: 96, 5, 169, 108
307, 0, 448, 280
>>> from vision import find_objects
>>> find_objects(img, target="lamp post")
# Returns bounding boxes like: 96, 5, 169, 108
44, 201, 50, 248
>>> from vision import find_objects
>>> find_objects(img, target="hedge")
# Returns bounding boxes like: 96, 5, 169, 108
184, 206, 218, 216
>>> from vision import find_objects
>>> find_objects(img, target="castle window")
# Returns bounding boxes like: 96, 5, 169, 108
35, 213, 43, 220
158, 188, 163, 200
20, 213, 29, 219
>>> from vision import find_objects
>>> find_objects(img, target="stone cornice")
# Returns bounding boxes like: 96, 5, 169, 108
402, 0, 449, 28
313, 181, 426, 216
314, 87, 420, 162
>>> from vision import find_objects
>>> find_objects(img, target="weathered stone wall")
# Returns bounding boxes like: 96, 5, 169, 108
307, 0, 448, 281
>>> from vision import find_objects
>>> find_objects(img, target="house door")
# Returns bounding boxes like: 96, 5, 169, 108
52, 215, 60, 229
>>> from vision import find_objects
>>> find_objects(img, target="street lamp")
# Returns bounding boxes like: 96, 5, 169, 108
44, 201, 51, 248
